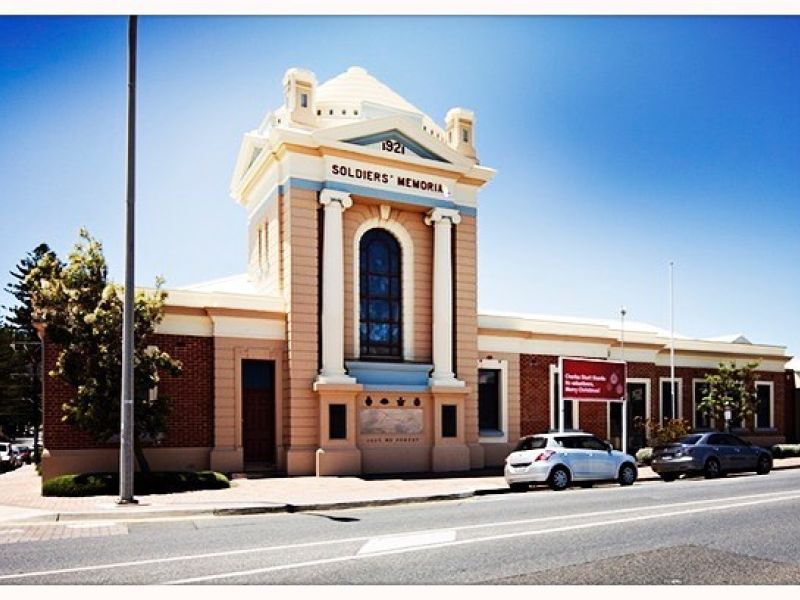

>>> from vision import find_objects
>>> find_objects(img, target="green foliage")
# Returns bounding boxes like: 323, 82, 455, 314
697, 361, 761, 431
0, 244, 54, 441
0, 325, 34, 439
25, 229, 182, 468
771, 444, 800, 459
635, 447, 653, 465
635, 417, 692, 445
42, 471, 230, 497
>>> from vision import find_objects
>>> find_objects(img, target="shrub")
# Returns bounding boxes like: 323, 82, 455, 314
771, 444, 800, 459
636, 447, 653, 465
42, 471, 230, 497
634, 417, 692, 445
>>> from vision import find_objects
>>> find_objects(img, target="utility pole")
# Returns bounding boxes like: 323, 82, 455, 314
620, 305, 627, 455
669, 261, 676, 423
118, 15, 138, 505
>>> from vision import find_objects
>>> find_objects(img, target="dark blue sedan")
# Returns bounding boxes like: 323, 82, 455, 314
651, 432, 772, 482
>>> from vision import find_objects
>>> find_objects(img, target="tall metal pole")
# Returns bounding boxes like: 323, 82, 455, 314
620, 306, 627, 455
669, 261, 676, 423
118, 15, 137, 505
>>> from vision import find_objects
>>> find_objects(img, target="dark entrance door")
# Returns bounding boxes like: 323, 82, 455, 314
242, 359, 275, 464
609, 382, 647, 453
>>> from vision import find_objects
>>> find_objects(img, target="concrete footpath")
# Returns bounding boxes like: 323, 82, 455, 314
2, 458, 800, 523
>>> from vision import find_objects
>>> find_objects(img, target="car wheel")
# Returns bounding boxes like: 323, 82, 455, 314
618, 463, 637, 486
704, 457, 721, 479
548, 466, 571, 491
509, 482, 529, 493
659, 473, 677, 482
756, 454, 772, 475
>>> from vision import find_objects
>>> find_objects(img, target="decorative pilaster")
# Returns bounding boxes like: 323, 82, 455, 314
316, 189, 356, 386
425, 207, 464, 388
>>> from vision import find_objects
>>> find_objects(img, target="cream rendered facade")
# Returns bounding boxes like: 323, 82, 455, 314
152, 66, 789, 476
40, 66, 792, 479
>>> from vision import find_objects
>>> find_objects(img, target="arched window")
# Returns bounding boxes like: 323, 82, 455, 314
359, 229, 402, 359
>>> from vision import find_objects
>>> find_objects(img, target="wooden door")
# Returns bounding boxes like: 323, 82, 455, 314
242, 359, 275, 464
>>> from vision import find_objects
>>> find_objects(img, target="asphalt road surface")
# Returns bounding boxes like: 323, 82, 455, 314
2, 469, 800, 585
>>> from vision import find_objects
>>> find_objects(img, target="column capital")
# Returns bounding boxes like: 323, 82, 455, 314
424, 207, 461, 227
320, 188, 353, 210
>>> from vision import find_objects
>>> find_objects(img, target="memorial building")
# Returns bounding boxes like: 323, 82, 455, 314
40, 67, 795, 478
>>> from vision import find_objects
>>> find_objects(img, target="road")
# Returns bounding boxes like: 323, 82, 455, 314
2, 469, 800, 584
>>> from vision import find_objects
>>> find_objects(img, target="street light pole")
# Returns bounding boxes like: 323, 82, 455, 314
620, 305, 627, 455
118, 15, 138, 505
669, 261, 676, 422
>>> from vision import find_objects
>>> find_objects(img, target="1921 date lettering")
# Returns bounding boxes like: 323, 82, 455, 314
381, 140, 405, 154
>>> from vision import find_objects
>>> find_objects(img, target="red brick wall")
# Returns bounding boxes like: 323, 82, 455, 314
519, 355, 557, 436
42, 333, 214, 450
519, 355, 788, 440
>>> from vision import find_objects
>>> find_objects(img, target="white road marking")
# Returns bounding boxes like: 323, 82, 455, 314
166, 492, 800, 584
358, 530, 456, 555
66, 522, 119, 529
0, 529, 24, 535
0, 487, 797, 582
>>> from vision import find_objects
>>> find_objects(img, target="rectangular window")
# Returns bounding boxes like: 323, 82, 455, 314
661, 379, 680, 422
442, 405, 457, 438
257, 227, 263, 268
462, 128, 469, 143
694, 380, 711, 430
552, 370, 574, 431
329, 404, 347, 440
300, 92, 308, 108
755, 383, 772, 429
262, 223, 269, 270
478, 369, 501, 434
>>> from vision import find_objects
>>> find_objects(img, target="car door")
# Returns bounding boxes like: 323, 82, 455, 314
726, 434, 757, 470
707, 434, 737, 470
582, 436, 618, 479
555, 436, 591, 480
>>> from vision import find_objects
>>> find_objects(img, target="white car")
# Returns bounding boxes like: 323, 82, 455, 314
0, 443, 15, 472
504, 432, 638, 492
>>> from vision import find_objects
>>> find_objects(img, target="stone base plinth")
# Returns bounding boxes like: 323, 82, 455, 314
316, 447, 362, 476
431, 444, 471, 472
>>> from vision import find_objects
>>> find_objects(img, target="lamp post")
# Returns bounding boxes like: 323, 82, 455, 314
724, 402, 732, 433
620, 306, 627, 455
118, 15, 138, 505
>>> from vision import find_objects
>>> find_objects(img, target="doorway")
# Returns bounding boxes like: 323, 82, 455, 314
610, 381, 648, 453
242, 359, 276, 465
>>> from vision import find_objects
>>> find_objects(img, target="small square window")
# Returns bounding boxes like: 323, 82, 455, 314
442, 405, 457, 438
329, 109, 333, 115
316, 109, 321, 116
300, 93, 308, 108
329, 404, 347, 440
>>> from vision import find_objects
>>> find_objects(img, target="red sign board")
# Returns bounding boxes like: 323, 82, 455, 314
560, 357, 627, 402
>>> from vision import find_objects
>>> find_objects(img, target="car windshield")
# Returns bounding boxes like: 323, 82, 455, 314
515, 437, 548, 451
677, 434, 703, 445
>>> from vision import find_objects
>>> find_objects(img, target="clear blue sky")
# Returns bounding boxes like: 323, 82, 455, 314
1, 16, 798, 358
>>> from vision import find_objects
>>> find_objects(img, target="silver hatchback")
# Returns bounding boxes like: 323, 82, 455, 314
651, 432, 772, 481
505, 432, 638, 492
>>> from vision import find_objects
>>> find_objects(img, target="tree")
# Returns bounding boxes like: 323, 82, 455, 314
3, 243, 57, 459
697, 361, 761, 431
26, 229, 182, 472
